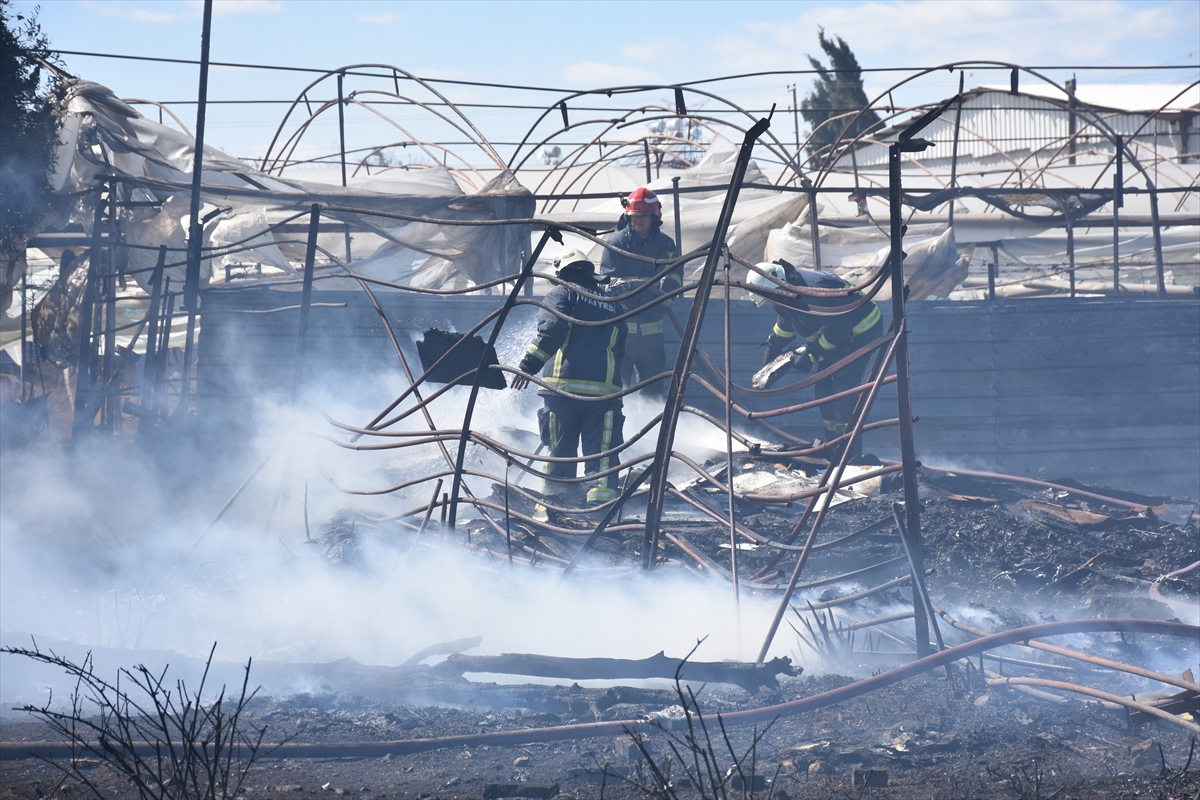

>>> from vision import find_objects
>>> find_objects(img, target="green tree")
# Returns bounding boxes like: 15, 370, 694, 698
800, 29, 881, 167
1, 0, 62, 255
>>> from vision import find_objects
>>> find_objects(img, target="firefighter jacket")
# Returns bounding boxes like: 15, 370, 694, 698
765, 268, 882, 361
518, 276, 626, 397
599, 221, 678, 334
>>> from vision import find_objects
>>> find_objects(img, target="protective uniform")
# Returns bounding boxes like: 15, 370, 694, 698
753, 262, 882, 440
599, 188, 678, 394
518, 252, 626, 505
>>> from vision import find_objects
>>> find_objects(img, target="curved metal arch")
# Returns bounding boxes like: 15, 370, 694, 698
122, 98, 194, 137
351, 141, 480, 185
511, 101, 725, 175
536, 137, 706, 216
342, 96, 486, 183
272, 96, 440, 176
259, 63, 505, 175
811, 61, 1166, 196
527, 110, 751, 213
1082, 80, 1200, 193
506, 84, 805, 182
523, 120, 723, 214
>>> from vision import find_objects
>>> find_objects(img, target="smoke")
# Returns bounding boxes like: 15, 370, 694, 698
0, 317, 799, 710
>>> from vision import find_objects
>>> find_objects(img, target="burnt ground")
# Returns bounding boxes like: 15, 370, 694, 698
3, 466, 1198, 799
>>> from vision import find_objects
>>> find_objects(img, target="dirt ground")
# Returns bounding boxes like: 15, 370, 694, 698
3, 466, 1198, 799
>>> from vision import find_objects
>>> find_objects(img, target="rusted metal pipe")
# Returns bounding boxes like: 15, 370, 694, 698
642, 114, 772, 568
986, 675, 1200, 735
755, 329, 902, 662
447, 229, 555, 532
933, 603, 1200, 694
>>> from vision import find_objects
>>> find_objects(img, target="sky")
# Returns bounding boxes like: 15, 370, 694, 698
14, 0, 1200, 169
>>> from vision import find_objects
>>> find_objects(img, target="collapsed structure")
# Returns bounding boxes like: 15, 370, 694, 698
1, 53, 1198, 796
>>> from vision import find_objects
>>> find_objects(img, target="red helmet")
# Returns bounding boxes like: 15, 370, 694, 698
623, 187, 662, 217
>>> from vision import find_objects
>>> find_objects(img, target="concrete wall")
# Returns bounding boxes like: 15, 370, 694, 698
198, 290, 1199, 499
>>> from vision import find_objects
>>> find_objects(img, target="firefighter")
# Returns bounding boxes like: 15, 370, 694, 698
746, 260, 882, 456
510, 249, 626, 507
599, 187, 678, 396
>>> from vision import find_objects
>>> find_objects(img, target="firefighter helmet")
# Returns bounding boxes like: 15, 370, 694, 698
622, 187, 662, 217
746, 262, 787, 307
554, 248, 594, 276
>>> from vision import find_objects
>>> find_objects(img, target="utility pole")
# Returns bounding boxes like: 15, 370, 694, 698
180, 0, 214, 419
789, 84, 800, 155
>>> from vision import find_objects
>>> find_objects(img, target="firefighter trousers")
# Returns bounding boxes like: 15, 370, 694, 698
539, 394, 624, 504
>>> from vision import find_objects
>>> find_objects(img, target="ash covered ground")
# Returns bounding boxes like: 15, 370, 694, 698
2, 461, 1198, 799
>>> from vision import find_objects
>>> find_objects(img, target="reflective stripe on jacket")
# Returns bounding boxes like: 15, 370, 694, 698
772, 268, 881, 352
518, 278, 626, 397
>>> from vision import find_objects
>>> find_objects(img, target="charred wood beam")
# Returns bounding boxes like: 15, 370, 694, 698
6, 619, 1190, 761
428, 651, 797, 693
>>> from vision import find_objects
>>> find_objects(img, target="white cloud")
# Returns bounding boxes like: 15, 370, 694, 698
81, 1, 183, 23
711, 0, 1197, 77
200, 0, 285, 16
357, 11, 399, 24
563, 61, 658, 86
82, 0, 283, 23
623, 36, 683, 63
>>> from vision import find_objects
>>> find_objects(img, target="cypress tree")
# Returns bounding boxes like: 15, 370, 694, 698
800, 29, 881, 167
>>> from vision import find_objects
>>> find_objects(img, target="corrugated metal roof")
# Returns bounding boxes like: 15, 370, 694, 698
846, 88, 1196, 169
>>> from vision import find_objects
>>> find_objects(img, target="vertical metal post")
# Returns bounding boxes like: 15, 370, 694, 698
722, 246, 740, 637
180, 0, 214, 419
337, 72, 352, 263
790, 84, 800, 155
642, 139, 652, 184
103, 178, 119, 432
807, 191, 822, 268
1066, 77, 1078, 166
1065, 197, 1084, 299
989, 244, 998, 301
671, 176, 682, 250
1113, 136, 1123, 294
888, 142, 930, 658
642, 116, 771, 568
156, 280, 174, 417
140, 245, 166, 441
291, 204, 322, 401
18, 260, 27, 402
1147, 179, 1166, 298
446, 229, 557, 532
72, 189, 107, 439
948, 72, 965, 230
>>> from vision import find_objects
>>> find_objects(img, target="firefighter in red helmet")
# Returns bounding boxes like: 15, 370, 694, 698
599, 187, 678, 398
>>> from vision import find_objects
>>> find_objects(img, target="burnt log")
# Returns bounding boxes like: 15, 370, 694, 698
429, 651, 798, 692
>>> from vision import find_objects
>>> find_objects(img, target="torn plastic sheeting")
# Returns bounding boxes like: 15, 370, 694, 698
48, 81, 535, 290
